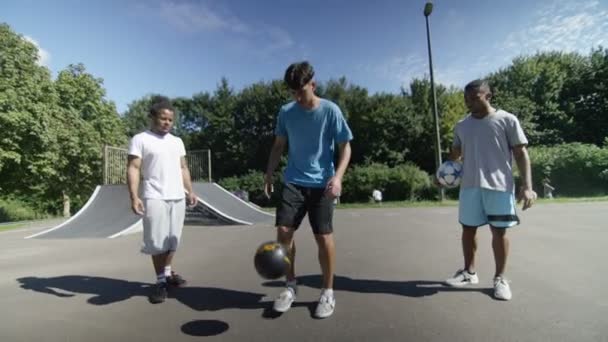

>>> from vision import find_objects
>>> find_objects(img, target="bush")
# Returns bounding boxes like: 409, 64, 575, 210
0, 197, 47, 223
341, 163, 431, 202
219, 163, 439, 204
218, 170, 283, 207
528, 143, 608, 196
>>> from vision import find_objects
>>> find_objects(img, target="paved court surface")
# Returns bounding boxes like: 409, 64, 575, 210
1, 202, 606, 341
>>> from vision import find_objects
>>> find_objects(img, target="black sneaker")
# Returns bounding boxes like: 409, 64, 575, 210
166, 272, 187, 287
148, 282, 168, 304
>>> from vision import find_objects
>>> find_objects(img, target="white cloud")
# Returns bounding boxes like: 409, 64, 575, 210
363, 54, 428, 86
159, 1, 249, 34
439, 0, 608, 88
364, 53, 475, 89
262, 25, 294, 52
154, 1, 294, 54
23, 36, 51, 67
500, 0, 608, 55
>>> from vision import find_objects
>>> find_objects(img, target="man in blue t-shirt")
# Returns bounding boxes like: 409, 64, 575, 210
264, 61, 353, 319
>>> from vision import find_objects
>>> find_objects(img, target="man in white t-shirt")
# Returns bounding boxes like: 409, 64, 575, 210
441, 80, 537, 301
127, 96, 197, 304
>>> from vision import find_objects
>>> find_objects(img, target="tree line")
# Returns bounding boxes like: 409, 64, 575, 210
1, 23, 607, 218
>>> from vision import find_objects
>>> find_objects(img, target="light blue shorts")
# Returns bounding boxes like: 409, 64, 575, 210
459, 188, 519, 228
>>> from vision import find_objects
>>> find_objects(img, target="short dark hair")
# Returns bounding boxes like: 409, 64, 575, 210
284, 61, 315, 90
464, 79, 492, 95
149, 95, 174, 117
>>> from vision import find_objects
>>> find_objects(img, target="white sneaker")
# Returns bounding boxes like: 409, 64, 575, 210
493, 276, 512, 301
314, 292, 335, 319
445, 269, 479, 287
273, 286, 296, 312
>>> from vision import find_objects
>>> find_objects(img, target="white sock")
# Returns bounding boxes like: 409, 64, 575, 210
156, 274, 166, 284
286, 280, 297, 293
321, 288, 334, 298
164, 266, 172, 277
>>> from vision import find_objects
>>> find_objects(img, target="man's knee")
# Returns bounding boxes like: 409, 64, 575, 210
490, 227, 507, 237
277, 226, 295, 244
314, 233, 334, 247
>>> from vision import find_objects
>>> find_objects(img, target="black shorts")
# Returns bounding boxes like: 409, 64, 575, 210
275, 183, 335, 235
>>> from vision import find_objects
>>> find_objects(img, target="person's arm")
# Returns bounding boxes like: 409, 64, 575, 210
264, 136, 287, 198
334, 142, 352, 180
513, 144, 537, 210
181, 157, 197, 206
127, 155, 144, 215
325, 142, 351, 198
448, 124, 463, 162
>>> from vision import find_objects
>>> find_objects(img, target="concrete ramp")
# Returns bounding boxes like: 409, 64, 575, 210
26, 186, 142, 239
26, 183, 273, 239
192, 183, 274, 225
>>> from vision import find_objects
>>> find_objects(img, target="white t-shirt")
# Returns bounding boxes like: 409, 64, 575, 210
452, 110, 528, 193
128, 130, 186, 200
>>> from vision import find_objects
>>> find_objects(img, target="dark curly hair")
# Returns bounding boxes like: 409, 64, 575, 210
149, 95, 174, 117
284, 61, 315, 90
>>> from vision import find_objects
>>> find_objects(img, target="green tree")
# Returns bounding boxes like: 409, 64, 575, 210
233, 80, 291, 173
55, 63, 126, 146
0, 24, 61, 206
488, 52, 587, 145
122, 95, 155, 137
186, 78, 239, 179
349, 93, 423, 166
563, 47, 608, 145
53, 63, 127, 214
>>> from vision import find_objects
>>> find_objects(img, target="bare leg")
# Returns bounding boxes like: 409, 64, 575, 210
314, 233, 335, 289
277, 226, 296, 282
462, 225, 478, 272
151, 253, 167, 276
490, 226, 509, 277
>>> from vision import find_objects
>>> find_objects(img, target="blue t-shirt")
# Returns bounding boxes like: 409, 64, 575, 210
275, 99, 353, 188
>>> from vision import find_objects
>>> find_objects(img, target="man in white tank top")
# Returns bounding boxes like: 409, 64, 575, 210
127, 96, 197, 304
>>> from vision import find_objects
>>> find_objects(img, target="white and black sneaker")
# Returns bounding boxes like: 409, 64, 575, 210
445, 269, 479, 287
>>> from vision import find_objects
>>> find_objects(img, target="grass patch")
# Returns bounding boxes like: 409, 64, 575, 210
335, 195, 608, 209
336, 200, 459, 209
257, 195, 608, 211
0, 223, 25, 231
536, 196, 608, 203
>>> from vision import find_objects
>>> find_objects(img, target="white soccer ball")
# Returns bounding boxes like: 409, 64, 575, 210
436, 161, 463, 188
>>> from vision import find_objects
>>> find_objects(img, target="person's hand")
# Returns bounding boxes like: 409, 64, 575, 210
517, 187, 537, 210
325, 176, 342, 198
131, 197, 145, 215
263, 173, 274, 199
187, 192, 198, 208
433, 175, 443, 188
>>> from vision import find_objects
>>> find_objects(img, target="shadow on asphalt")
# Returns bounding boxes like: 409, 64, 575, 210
263, 274, 494, 298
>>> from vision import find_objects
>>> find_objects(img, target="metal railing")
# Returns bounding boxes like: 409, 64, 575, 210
103, 145, 211, 185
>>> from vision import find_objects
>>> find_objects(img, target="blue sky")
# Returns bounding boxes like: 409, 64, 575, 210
2, 0, 607, 113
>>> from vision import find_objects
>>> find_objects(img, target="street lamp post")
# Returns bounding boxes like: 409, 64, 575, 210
424, 1, 445, 201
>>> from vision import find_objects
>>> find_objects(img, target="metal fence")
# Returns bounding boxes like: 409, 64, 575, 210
102, 145, 211, 185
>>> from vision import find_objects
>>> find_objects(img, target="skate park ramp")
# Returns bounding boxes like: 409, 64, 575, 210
25, 185, 143, 239
192, 182, 274, 225
26, 183, 273, 239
